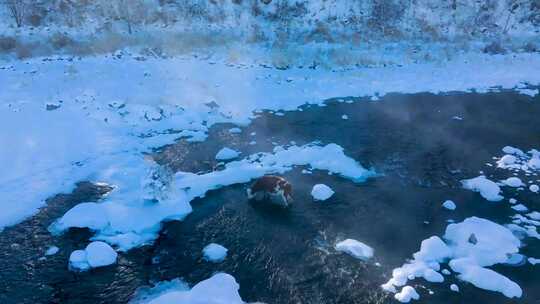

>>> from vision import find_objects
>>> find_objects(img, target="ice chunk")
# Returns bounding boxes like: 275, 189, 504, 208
69, 250, 90, 271
311, 184, 335, 201
394, 286, 419, 303
341, 114, 349, 120
202, 243, 228, 263
530, 185, 539, 193
527, 211, 540, 220
441, 269, 451, 275
497, 155, 517, 167
442, 200, 456, 210
215, 147, 240, 161
461, 176, 503, 201
85, 241, 118, 268
383, 217, 522, 299
50, 202, 109, 232
228, 127, 242, 134
45, 246, 59, 256
502, 146, 525, 156
335, 239, 374, 261
451, 261, 522, 298
529, 258, 540, 265
450, 284, 460, 292
69, 241, 117, 271
509, 198, 517, 204
528, 157, 540, 170
512, 204, 528, 212
501, 177, 524, 187
137, 273, 246, 304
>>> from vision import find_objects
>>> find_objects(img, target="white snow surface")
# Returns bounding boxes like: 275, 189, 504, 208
382, 217, 522, 299
69, 241, 117, 271
461, 176, 503, 201
133, 273, 246, 304
512, 204, 529, 212
311, 184, 335, 201
202, 243, 228, 263
501, 177, 524, 188
2, 51, 540, 232
215, 147, 241, 161
394, 286, 419, 303
335, 239, 374, 261
50, 143, 375, 251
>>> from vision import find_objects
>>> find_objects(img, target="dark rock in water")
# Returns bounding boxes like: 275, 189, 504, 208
46, 102, 62, 111
247, 175, 293, 208
468, 233, 478, 245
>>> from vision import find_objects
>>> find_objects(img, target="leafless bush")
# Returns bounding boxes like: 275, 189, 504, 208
0, 36, 17, 52
49, 32, 74, 50
15, 41, 38, 59
483, 41, 507, 54
4, 0, 28, 27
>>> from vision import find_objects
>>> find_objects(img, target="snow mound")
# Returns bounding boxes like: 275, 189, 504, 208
45, 246, 59, 256
202, 243, 228, 263
394, 286, 419, 303
69, 241, 117, 271
497, 155, 517, 167
501, 177, 524, 188
135, 273, 246, 304
86, 241, 118, 268
335, 239, 374, 261
442, 200, 456, 210
461, 176, 503, 201
512, 204, 529, 212
216, 147, 241, 161
502, 146, 525, 157
69, 250, 90, 272
382, 217, 522, 300
311, 184, 335, 201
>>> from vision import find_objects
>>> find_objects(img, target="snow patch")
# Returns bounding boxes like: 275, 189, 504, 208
132, 273, 246, 304
335, 239, 374, 261
394, 286, 419, 303
202, 243, 228, 263
461, 176, 503, 201
216, 147, 241, 161
442, 200, 456, 210
45, 246, 59, 256
69, 241, 117, 271
382, 217, 522, 299
311, 184, 335, 201
501, 177, 524, 188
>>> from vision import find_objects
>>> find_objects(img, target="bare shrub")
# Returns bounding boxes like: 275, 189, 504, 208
5, 0, 28, 27
49, 32, 74, 50
483, 41, 507, 54
0, 36, 17, 52
15, 41, 38, 59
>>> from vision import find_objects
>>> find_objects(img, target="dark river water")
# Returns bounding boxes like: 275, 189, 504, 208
1, 90, 539, 304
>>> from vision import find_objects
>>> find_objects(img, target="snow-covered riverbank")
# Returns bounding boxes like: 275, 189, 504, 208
1, 45, 540, 303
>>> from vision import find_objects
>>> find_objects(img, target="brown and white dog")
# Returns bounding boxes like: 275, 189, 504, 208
247, 175, 293, 207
